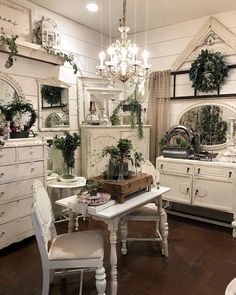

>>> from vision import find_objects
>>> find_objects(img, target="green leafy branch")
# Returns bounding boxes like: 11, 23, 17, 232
42, 45, 78, 74
0, 28, 18, 68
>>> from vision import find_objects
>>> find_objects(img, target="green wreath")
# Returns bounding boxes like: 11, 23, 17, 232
189, 49, 229, 92
41, 85, 62, 105
0, 99, 37, 130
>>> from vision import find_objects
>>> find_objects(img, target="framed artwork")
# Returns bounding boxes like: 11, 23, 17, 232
0, 0, 32, 42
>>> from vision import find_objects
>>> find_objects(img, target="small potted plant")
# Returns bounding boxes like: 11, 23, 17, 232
103, 138, 133, 181
0, 98, 37, 138
53, 131, 81, 179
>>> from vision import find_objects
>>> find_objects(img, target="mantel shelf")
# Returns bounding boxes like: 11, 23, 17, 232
0, 39, 65, 65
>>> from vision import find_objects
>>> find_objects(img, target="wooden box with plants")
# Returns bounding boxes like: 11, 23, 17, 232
97, 138, 153, 204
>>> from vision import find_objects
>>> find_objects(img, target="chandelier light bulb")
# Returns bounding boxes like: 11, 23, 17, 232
99, 51, 105, 66
86, 2, 99, 12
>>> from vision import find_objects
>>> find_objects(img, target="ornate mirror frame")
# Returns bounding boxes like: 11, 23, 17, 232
37, 78, 71, 132
0, 70, 24, 104
176, 100, 236, 151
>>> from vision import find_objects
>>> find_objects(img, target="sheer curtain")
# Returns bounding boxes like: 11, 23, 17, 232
148, 70, 171, 165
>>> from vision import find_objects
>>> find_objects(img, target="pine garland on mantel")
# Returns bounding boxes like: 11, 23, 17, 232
189, 49, 229, 92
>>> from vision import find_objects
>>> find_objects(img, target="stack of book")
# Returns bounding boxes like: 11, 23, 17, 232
87, 199, 115, 214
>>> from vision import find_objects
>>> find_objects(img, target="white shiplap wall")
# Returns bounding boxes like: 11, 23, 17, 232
132, 9, 236, 127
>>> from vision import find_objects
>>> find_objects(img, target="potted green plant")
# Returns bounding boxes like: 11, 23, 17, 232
110, 87, 144, 138
0, 98, 37, 138
103, 138, 133, 180
53, 131, 81, 179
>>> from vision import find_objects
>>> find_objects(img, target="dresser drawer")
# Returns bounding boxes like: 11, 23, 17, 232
18, 145, 44, 162
0, 177, 44, 204
157, 160, 193, 175
194, 165, 234, 180
0, 197, 33, 224
0, 147, 16, 165
0, 161, 44, 184
0, 215, 33, 248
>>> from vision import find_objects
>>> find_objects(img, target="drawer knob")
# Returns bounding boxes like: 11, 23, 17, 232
229, 171, 232, 178
29, 151, 34, 155
0, 192, 4, 196
0, 211, 5, 217
186, 188, 189, 194
197, 168, 200, 174
0, 231, 5, 238
31, 168, 35, 172
195, 189, 199, 196
160, 164, 163, 170
0, 173, 4, 177
187, 167, 190, 173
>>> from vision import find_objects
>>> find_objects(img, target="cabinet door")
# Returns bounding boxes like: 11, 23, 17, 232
121, 128, 150, 160
160, 173, 192, 204
193, 177, 235, 213
0, 147, 16, 165
86, 130, 120, 178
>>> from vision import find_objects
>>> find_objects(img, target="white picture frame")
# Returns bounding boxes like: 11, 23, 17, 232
0, 0, 32, 42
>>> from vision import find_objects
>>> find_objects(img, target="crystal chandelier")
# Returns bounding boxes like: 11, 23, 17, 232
96, 0, 150, 85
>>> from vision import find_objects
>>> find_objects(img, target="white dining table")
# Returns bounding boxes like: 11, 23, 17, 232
56, 186, 170, 295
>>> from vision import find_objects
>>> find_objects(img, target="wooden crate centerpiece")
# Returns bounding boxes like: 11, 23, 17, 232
98, 172, 153, 204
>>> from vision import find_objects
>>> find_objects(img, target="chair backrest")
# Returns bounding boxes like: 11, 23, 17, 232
32, 180, 57, 258
141, 159, 158, 185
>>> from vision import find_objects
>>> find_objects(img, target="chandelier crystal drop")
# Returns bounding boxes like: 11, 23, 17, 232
96, 0, 151, 85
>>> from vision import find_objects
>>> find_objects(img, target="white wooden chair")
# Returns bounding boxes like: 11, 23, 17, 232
32, 180, 106, 295
225, 278, 236, 294
120, 160, 168, 257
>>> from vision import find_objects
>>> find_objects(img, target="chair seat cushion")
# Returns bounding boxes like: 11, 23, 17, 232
225, 278, 236, 295
127, 203, 157, 217
49, 230, 104, 261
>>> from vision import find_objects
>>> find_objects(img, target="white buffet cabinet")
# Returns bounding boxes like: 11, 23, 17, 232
81, 125, 151, 178
156, 156, 236, 237
0, 139, 47, 249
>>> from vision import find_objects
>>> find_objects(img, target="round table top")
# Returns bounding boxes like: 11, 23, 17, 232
47, 177, 86, 189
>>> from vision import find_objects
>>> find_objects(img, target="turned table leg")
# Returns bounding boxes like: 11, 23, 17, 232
157, 195, 169, 257
107, 218, 119, 295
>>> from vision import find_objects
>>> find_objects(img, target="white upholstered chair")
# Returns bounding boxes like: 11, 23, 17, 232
225, 278, 236, 295
32, 180, 106, 295
120, 160, 168, 257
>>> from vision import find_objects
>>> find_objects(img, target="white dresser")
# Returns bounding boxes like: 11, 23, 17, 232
0, 139, 47, 249
156, 156, 236, 236
81, 125, 151, 178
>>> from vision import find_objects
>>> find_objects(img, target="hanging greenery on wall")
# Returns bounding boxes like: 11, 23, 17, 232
0, 28, 18, 68
41, 85, 62, 105
189, 49, 229, 92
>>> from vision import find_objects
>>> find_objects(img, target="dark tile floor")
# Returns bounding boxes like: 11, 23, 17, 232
1, 215, 236, 295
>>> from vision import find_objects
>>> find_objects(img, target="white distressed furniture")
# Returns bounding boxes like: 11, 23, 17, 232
120, 160, 167, 255
80, 125, 151, 178
156, 156, 236, 236
225, 278, 236, 295
32, 180, 106, 295
0, 138, 47, 249
56, 186, 170, 295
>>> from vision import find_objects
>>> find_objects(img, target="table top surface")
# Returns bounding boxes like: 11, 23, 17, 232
47, 179, 86, 189
56, 186, 170, 219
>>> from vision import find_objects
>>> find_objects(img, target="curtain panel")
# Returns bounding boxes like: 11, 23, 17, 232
148, 70, 171, 165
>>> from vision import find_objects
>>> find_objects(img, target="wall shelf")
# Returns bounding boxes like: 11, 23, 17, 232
0, 39, 65, 65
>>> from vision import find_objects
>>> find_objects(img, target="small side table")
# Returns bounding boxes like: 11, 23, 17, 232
47, 178, 86, 224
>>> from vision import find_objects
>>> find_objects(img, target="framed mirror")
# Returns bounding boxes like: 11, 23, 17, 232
37, 78, 70, 131
177, 101, 236, 150
0, 70, 24, 105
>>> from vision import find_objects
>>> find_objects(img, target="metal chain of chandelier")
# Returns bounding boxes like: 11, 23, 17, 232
96, 0, 150, 85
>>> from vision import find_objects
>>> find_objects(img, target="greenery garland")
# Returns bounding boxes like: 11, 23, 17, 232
189, 49, 229, 92
0, 28, 18, 68
0, 99, 37, 130
41, 85, 62, 105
